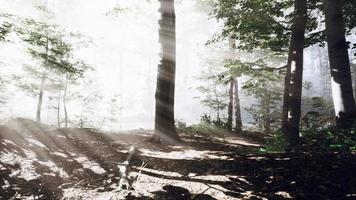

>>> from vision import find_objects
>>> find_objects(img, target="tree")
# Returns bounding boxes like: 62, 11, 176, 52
225, 57, 284, 134
18, 23, 82, 123
66, 79, 103, 129
1, 5, 88, 124
227, 37, 234, 131
244, 70, 283, 134
228, 36, 243, 133
196, 77, 229, 123
211, 0, 308, 148
211, 0, 298, 142
325, 0, 356, 129
102, 94, 122, 131
153, 0, 181, 144
282, 0, 307, 149
234, 77, 242, 133
45, 82, 64, 128
60, 60, 90, 128
227, 78, 233, 130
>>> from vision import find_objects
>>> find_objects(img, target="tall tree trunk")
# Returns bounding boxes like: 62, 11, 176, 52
213, 84, 220, 121
227, 36, 236, 131
353, 63, 356, 100
79, 101, 84, 128
217, 101, 220, 122
153, 0, 180, 144
63, 79, 68, 128
57, 90, 61, 128
36, 75, 46, 123
282, 65, 291, 132
325, 0, 356, 128
282, 0, 307, 149
264, 91, 272, 134
36, 34, 49, 124
227, 79, 234, 130
234, 78, 242, 133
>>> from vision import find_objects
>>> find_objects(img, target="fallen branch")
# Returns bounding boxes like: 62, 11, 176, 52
117, 146, 137, 190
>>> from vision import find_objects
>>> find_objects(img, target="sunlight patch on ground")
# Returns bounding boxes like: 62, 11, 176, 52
275, 191, 293, 199
247, 156, 268, 161
62, 188, 134, 200
23, 149, 38, 159
137, 167, 183, 178
26, 138, 49, 150
37, 160, 69, 178
2, 139, 19, 147
236, 177, 253, 186
190, 174, 235, 182
57, 135, 66, 139
275, 157, 290, 161
241, 191, 268, 200
68, 151, 77, 157
74, 156, 106, 174
51, 151, 68, 158
140, 149, 232, 160
213, 136, 261, 147
0, 151, 40, 180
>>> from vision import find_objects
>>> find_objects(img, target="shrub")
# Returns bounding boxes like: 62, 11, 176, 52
260, 130, 286, 153
179, 114, 231, 137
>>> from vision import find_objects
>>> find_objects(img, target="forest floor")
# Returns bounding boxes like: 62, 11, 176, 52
0, 118, 355, 200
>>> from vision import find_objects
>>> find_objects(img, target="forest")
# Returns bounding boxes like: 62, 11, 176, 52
0, 0, 355, 199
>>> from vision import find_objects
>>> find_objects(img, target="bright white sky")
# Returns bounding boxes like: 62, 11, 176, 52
0, 0, 228, 130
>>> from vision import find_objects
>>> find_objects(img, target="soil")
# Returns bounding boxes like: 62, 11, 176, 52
0, 118, 355, 199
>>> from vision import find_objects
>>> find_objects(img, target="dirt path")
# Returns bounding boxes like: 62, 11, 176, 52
1, 121, 355, 199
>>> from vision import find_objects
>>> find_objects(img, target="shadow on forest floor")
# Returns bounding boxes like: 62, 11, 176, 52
1, 118, 355, 199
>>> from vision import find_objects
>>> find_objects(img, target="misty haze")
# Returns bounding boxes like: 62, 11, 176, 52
0, 0, 355, 199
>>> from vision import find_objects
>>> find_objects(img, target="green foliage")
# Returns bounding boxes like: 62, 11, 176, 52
209, 0, 356, 51
260, 131, 286, 153
326, 130, 356, 152
1, 10, 90, 77
209, 0, 293, 52
0, 20, 12, 41
262, 123, 356, 154
300, 96, 334, 131
301, 125, 356, 153
71, 91, 103, 129
225, 57, 284, 133
175, 120, 187, 130
196, 71, 229, 122
2, 10, 91, 109
19, 21, 82, 75
180, 114, 230, 136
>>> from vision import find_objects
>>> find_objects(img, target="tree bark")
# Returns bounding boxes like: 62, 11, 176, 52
234, 78, 242, 133
264, 90, 272, 134
325, 0, 356, 128
282, 0, 307, 149
227, 79, 234, 130
63, 79, 68, 128
229, 36, 242, 133
153, 0, 180, 144
57, 90, 61, 128
281, 63, 291, 133
36, 34, 49, 124
36, 75, 46, 123
213, 84, 220, 121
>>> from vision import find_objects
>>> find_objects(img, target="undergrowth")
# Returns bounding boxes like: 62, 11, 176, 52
262, 125, 356, 153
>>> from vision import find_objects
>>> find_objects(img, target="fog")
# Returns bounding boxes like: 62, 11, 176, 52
0, 0, 355, 130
